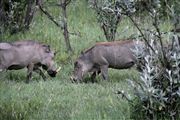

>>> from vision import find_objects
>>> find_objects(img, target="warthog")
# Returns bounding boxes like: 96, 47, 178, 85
71, 40, 144, 82
0, 40, 60, 83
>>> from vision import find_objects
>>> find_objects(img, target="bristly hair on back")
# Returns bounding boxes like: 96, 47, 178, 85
81, 40, 134, 54
12, 40, 41, 47
95, 40, 134, 46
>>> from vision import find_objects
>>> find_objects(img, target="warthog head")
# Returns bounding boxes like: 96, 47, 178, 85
40, 44, 58, 77
71, 54, 93, 82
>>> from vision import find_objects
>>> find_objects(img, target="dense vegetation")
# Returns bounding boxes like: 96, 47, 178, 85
0, 0, 179, 120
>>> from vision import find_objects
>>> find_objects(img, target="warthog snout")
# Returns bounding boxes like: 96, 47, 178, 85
47, 66, 61, 77
47, 70, 57, 77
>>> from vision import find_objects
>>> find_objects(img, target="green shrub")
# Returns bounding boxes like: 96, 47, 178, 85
129, 36, 180, 120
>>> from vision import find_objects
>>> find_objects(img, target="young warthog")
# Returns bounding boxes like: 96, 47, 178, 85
0, 40, 60, 83
71, 40, 144, 82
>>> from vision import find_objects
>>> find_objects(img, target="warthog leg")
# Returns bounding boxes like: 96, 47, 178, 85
26, 63, 34, 83
34, 68, 46, 81
100, 65, 108, 80
90, 70, 101, 82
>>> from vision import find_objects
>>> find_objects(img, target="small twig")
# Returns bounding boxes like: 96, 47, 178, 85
115, 90, 132, 103
142, 28, 169, 36
44, 1, 63, 7
59, 0, 71, 7
152, 67, 166, 80
153, 11, 170, 69
68, 31, 81, 37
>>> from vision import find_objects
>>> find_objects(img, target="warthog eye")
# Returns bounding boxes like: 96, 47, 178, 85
74, 62, 78, 66
43, 45, 51, 53
74, 61, 82, 69
45, 48, 51, 53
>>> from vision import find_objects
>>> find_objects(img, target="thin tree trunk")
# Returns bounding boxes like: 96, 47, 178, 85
61, 1, 73, 53
0, 0, 5, 36
0, 1, 5, 27
24, 0, 36, 30
101, 23, 110, 41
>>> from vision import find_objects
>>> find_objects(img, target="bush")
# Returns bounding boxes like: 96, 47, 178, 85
128, 36, 180, 120
0, 0, 36, 34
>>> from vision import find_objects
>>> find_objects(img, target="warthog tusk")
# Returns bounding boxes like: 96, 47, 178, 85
70, 76, 73, 80
56, 66, 61, 72
70, 76, 77, 83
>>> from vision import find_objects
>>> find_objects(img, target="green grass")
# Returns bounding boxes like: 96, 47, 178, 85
0, 69, 136, 120
0, 0, 173, 120
0, 62, 137, 119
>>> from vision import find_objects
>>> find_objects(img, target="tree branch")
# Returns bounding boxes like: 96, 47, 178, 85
116, 3, 156, 53
65, 0, 71, 6
36, 0, 63, 29
127, 15, 156, 53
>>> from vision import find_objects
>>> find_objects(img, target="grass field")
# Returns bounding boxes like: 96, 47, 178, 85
0, 0, 172, 120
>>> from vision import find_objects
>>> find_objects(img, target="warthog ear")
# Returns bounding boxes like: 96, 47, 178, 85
42, 44, 51, 53
54, 50, 60, 56
81, 51, 84, 55
0, 43, 12, 50
54, 51, 57, 56
42, 44, 49, 47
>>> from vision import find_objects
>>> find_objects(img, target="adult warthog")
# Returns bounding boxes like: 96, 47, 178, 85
0, 40, 60, 83
71, 40, 144, 82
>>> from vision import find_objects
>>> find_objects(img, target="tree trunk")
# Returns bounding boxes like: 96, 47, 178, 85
24, 0, 36, 30
0, 0, 4, 36
0, 1, 5, 33
61, 1, 73, 53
